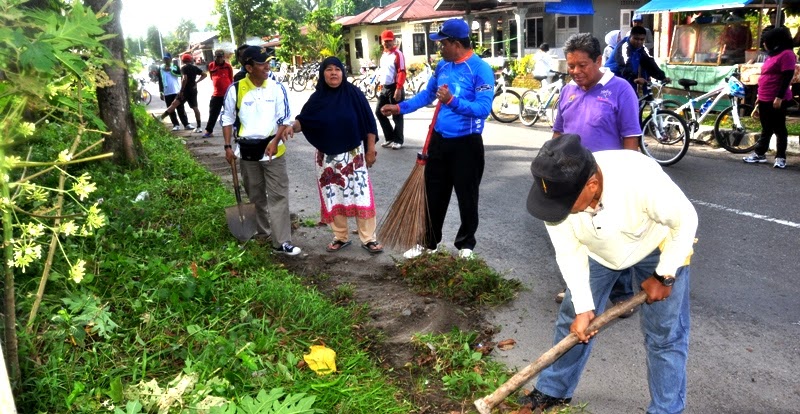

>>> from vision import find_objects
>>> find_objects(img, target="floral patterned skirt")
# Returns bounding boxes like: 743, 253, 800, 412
315, 146, 376, 224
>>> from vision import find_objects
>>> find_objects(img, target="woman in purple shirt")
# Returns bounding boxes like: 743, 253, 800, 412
743, 27, 796, 169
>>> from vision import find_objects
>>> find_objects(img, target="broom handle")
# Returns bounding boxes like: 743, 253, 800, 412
473, 290, 648, 414
420, 102, 442, 159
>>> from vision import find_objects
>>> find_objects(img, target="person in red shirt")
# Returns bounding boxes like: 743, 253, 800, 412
203, 49, 234, 138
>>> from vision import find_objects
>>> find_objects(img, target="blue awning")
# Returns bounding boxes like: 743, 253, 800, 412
637, 0, 753, 14
545, 0, 595, 15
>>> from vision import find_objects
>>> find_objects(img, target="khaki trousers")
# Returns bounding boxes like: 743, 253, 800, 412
329, 215, 377, 245
239, 155, 292, 248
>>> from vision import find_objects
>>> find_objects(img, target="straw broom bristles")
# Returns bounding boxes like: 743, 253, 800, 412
378, 102, 442, 251
378, 159, 429, 251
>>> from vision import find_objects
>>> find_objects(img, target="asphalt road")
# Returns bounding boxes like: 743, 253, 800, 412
143, 76, 800, 413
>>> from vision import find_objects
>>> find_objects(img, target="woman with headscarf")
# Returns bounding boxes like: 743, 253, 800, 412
287, 57, 384, 253
602, 29, 622, 66
743, 27, 796, 169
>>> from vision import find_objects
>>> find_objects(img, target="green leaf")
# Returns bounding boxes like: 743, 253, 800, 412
64, 381, 85, 408
108, 376, 123, 403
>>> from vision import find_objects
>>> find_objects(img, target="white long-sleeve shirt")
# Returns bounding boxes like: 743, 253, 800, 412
545, 150, 698, 314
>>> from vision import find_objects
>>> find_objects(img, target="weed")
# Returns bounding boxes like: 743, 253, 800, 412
397, 253, 524, 306
332, 283, 354, 304
411, 328, 513, 402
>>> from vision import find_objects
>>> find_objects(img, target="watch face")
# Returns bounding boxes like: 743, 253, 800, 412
662, 277, 675, 287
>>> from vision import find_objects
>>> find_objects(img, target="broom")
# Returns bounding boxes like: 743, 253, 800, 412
378, 100, 443, 251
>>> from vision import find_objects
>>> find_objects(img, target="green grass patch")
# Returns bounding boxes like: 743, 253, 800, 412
15, 106, 412, 413
397, 253, 523, 306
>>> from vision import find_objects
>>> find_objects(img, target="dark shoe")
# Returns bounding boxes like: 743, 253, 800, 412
273, 242, 301, 256
611, 299, 638, 319
518, 388, 572, 411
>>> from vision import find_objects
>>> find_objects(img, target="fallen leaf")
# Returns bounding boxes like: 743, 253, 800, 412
498, 338, 517, 351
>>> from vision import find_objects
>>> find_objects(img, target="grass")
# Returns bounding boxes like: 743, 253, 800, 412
14, 106, 413, 413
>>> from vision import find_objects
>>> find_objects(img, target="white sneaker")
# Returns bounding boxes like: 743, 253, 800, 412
458, 248, 475, 260
193, 128, 203, 133
403, 244, 435, 259
390, 142, 403, 150
380, 140, 393, 148
171, 125, 180, 131
774, 157, 787, 169
184, 124, 194, 130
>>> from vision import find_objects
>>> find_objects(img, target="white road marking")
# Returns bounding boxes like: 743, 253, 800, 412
692, 199, 800, 229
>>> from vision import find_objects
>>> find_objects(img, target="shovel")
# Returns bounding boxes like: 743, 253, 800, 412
474, 290, 648, 414
225, 158, 258, 242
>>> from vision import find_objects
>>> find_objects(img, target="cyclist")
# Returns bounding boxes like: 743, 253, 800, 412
605, 26, 670, 96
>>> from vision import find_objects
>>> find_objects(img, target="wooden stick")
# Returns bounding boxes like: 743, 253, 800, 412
474, 290, 648, 414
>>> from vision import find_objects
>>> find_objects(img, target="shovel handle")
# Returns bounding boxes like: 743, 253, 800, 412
473, 290, 648, 414
230, 158, 244, 204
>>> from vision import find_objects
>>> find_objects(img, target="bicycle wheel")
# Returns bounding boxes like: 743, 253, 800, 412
639, 99, 680, 126
519, 90, 543, 126
291, 75, 306, 92
141, 89, 152, 105
640, 109, 690, 166
490, 90, 521, 123
546, 94, 560, 127
714, 104, 759, 153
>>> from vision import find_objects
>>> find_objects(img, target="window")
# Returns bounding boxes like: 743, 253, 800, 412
355, 39, 364, 59
555, 14, 579, 47
526, 17, 543, 48
413, 33, 426, 56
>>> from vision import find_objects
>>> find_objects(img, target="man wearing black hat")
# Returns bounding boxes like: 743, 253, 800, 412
380, 18, 494, 260
221, 46, 301, 256
523, 134, 697, 413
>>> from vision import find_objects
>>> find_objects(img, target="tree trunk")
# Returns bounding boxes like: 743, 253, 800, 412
84, 0, 142, 166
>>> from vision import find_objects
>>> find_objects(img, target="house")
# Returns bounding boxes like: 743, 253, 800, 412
336, 0, 463, 73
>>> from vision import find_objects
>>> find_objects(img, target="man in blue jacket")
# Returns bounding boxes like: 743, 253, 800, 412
605, 26, 669, 94
380, 18, 494, 260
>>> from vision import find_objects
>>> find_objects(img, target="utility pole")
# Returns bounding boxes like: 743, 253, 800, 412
225, 0, 236, 46
158, 28, 164, 56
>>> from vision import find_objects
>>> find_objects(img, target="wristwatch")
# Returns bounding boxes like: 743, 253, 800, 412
653, 272, 675, 287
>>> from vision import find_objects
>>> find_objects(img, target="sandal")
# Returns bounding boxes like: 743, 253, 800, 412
362, 241, 384, 254
326, 239, 351, 253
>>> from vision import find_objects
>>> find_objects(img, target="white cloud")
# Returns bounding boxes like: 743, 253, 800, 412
120, 0, 219, 39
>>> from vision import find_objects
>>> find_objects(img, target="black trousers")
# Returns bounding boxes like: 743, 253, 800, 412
423, 131, 484, 250
755, 100, 789, 159
375, 84, 404, 144
164, 93, 189, 127
205, 95, 225, 133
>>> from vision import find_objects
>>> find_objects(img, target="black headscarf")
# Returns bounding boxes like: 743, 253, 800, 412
762, 26, 793, 56
295, 57, 378, 155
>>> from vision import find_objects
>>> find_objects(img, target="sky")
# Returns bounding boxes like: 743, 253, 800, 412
120, 0, 219, 39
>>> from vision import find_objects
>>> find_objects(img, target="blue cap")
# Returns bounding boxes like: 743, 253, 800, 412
429, 19, 470, 41
162, 53, 172, 59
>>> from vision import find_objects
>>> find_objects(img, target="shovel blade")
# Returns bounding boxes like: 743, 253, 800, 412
225, 203, 258, 242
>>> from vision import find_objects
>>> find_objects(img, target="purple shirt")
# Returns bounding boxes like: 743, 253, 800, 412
554, 70, 642, 152
757, 49, 796, 102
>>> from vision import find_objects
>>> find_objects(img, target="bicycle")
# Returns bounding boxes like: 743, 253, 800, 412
640, 71, 757, 166
133, 78, 151, 105
490, 70, 521, 123
518, 70, 569, 127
